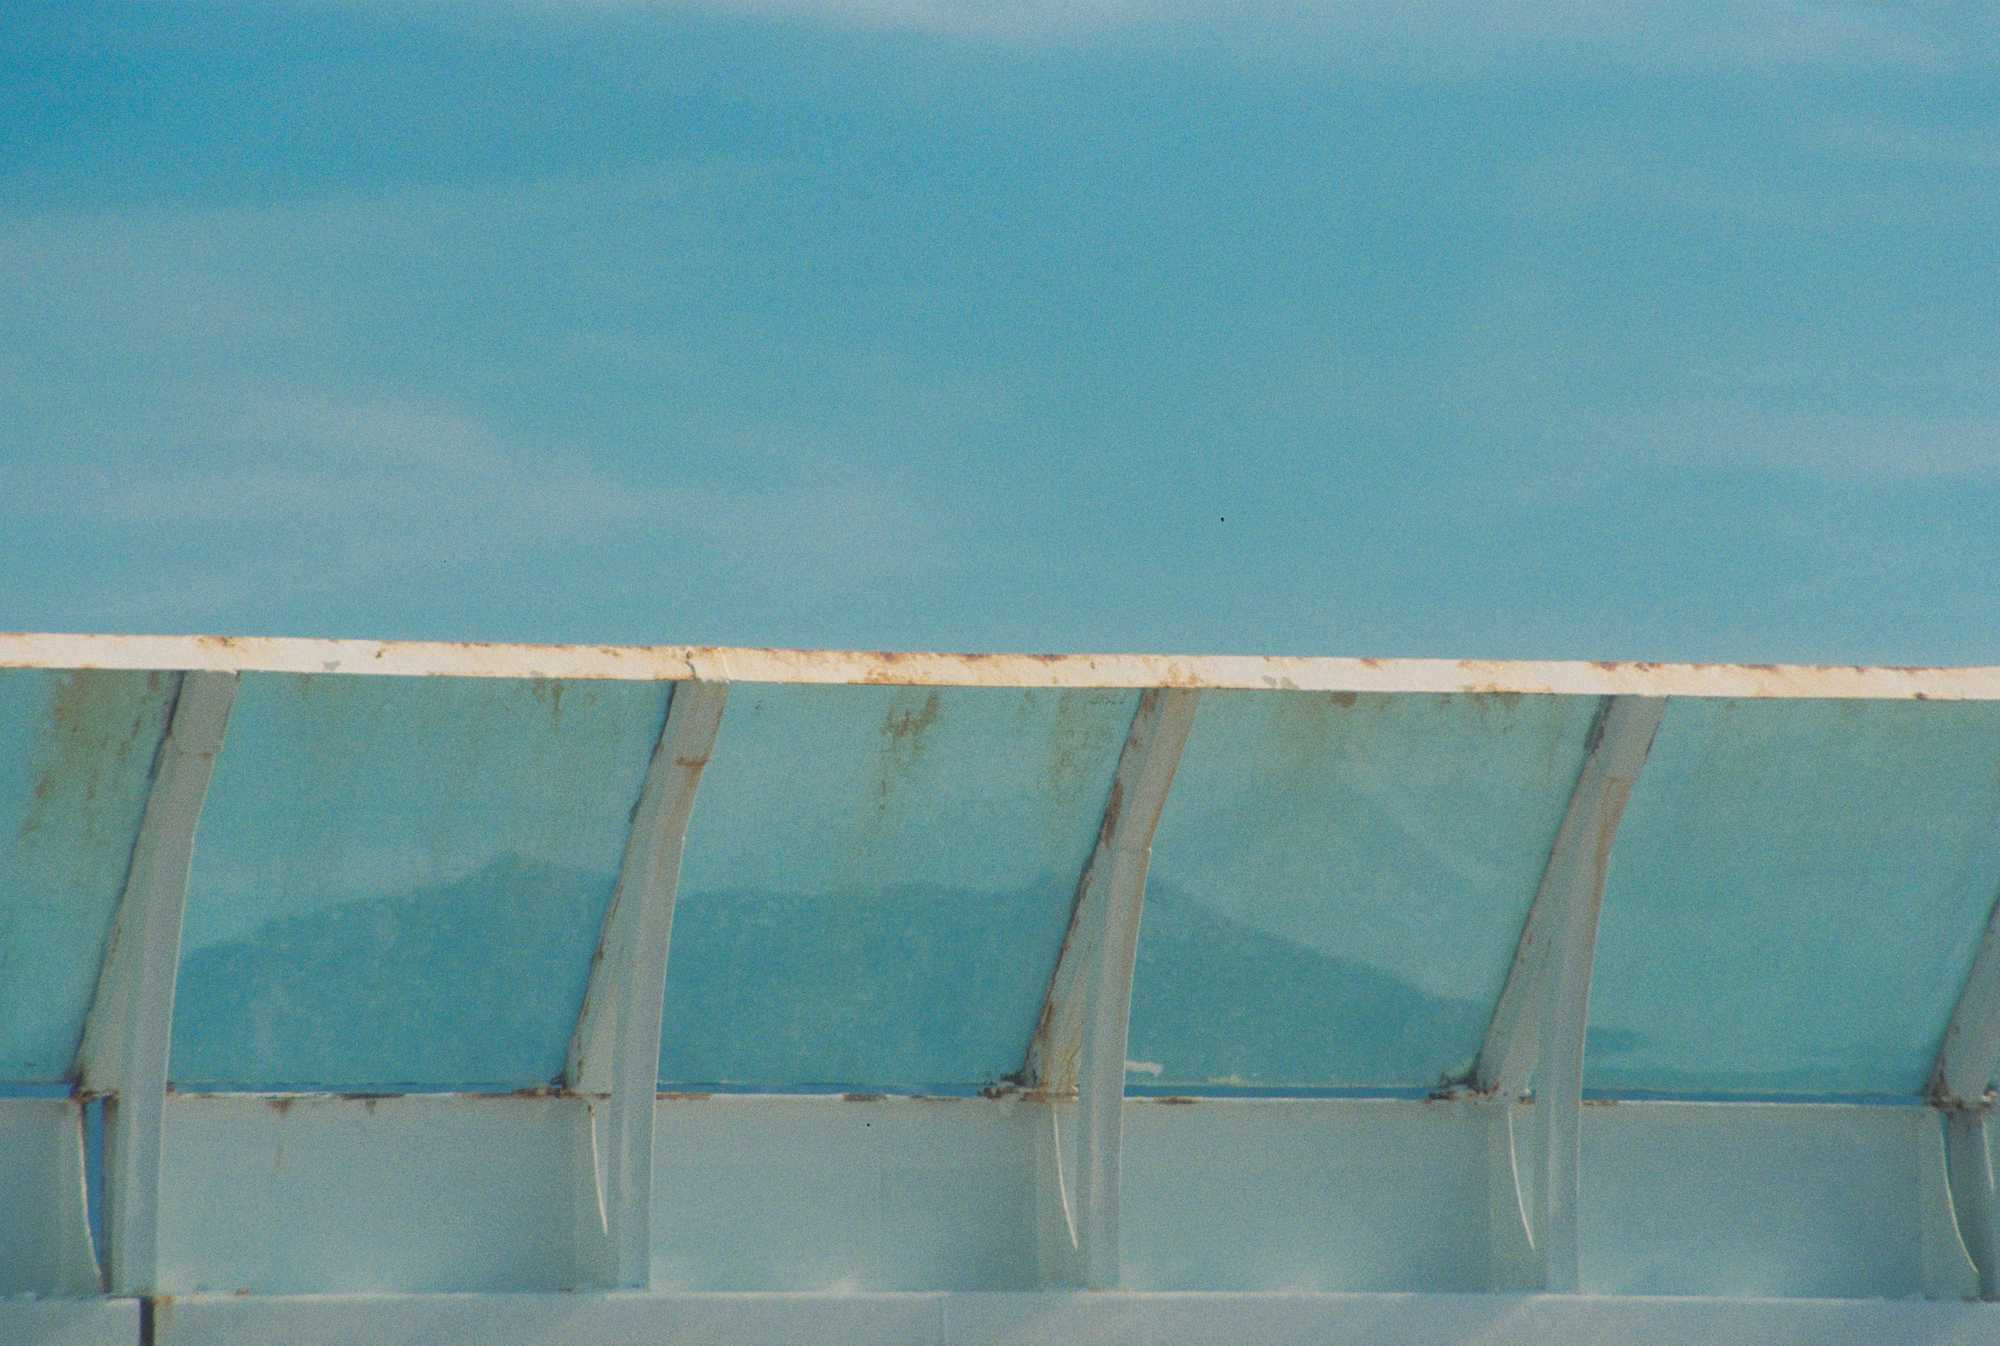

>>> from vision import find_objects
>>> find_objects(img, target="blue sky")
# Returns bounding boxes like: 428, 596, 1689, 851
3, 1, 1997, 660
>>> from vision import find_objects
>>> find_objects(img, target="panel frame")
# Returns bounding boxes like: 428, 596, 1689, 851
1937, 899, 2000, 1108
134, 1092, 1975, 1301
13, 640, 2000, 1321
9, 631, 2000, 699
0, 1096, 101, 1295
1947, 1111, 2000, 1300
564, 680, 728, 1289
147, 1288, 2000, 1346
74, 670, 237, 1295
0, 1300, 138, 1346
1472, 696, 1665, 1290
1021, 689, 1199, 1288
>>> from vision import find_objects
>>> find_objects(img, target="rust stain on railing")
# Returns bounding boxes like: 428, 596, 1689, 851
3, 632, 1997, 699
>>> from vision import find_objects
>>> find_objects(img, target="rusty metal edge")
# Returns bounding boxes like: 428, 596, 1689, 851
3, 632, 2000, 698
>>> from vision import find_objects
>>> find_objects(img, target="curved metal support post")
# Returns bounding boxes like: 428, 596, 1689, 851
74, 670, 237, 1295
1946, 1111, 2000, 1299
1936, 899, 2000, 1109
1476, 868, 1566, 1098
566, 681, 728, 1290
1024, 688, 1199, 1289
1932, 861, 2000, 1297
1480, 695, 1663, 1291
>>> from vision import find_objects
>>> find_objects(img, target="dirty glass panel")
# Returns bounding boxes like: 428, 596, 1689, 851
662, 684, 1138, 1090
173, 673, 669, 1090
1587, 698, 2000, 1097
1130, 690, 1600, 1090
0, 670, 176, 1082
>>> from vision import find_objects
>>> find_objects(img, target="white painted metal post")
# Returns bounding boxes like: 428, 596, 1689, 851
1947, 1111, 2000, 1300
1024, 688, 1198, 1288
566, 681, 727, 1289
1937, 901, 2000, 1110
75, 670, 237, 1294
1475, 875, 1566, 1098
1475, 696, 1662, 1290
1928, 860, 2000, 1295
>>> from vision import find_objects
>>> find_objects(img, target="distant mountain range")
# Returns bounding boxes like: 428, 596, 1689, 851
169, 853, 1651, 1093
173, 855, 614, 1090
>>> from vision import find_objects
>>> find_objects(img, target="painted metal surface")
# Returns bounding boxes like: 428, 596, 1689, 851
11, 629, 2000, 698
1472, 698, 1665, 1294
566, 680, 726, 1288
0, 1098, 99, 1295
1946, 1111, 2000, 1298
146, 1290, 2000, 1346
77, 671, 236, 1294
1938, 906, 2000, 1106
159, 1093, 583, 1293
1023, 688, 1198, 1287
651, 1094, 1043, 1291
0, 1301, 137, 1346
9, 635, 2000, 1340
1524, 698, 1663, 1291
136, 1091, 1994, 1299
1121, 1098, 1498, 1293
1473, 698, 1662, 1099
1579, 1101, 1974, 1298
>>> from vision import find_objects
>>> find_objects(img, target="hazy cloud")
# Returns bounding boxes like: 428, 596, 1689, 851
550, 0, 1991, 74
